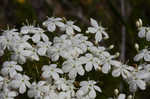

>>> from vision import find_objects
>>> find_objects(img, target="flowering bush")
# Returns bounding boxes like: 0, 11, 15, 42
0, 17, 149, 99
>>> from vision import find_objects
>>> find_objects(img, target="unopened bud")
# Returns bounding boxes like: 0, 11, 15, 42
109, 45, 114, 49
136, 18, 142, 28
114, 89, 119, 96
115, 52, 120, 57
97, 66, 102, 71
127, 95, 133, 99
134, 43, 139, 51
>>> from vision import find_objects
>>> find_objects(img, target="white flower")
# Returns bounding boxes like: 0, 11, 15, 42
62, 59, 85, 79
47, 45, 63, 61
10, 73, 31, 94
21, 25, 43, 34
138, 27, 150, 41
127, 71, 147, 92
28, 48, 39, 61
1, 61, 23, 78
31, 28, 49, 43
86, 18, 109, 43
55, 78, 74, 91
28, 81, 49, 98
80, 53, 100, 72
134, 48, 150, 62
37, 41, 52, 56
100, 52, 120, 74
43, 17, 65, 32
0, 29, 19, 51
77, 80, 101, 99
42, 64, 63, 80
63, 20, 81, 35
11, 46, 33, 64
0, 89, 18, 99
112, 63, 134, 79
138, 27, 147, 38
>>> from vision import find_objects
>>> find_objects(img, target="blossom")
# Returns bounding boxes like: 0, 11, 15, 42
0, 29, 19, 51
0, 89, 18, 99
10, 73, 31, 94
21, 25, 43, 34
31, 28, 49, 43
28, 81, 49, 98
62, 59, 85, 79
134, 48, 150, 62
63, 20, 81, 35
127, 71, 148, 92
99, 52, 120, 74
80, 53, 100, 72
138, 26, 150, 41
11, 46, 33, 64
42, 64, 63, 80
112, 63, 134, 79
76, 80, 101, 99
37, 41, 52, 56
86, 18, 109, 43
1, 61, 23, 78
43, 17, 65, 32
55, 78, 74, 91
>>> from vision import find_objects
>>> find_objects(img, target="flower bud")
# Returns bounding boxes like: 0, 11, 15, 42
134, 43, 139, 51
109, 45, 114, 49
97, 66, 102, 71
127, 95, 133, 99
115, 52, 120, 57
136, 18, 142, 28
114, 89, 119, 96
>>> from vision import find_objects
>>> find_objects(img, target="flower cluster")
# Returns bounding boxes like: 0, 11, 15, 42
0, 17, 150, 99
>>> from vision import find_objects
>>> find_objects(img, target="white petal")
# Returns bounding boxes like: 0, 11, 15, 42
19, 84, 26, 94
38, 48, 47, 56
146, 31, 150, 41
89, 89, 96, 98
95, 31, 102, 43
138, 28, 146, 38
52, 72, 59, 80
69, 69, 77, 79
15, 65, 23, 71
118, 94, 126, 99
42, 71, 50, 78
110, 61, 121, 67
94, 85, 102, 92
80, 81, 88, 86
144, 52, 150, 61
77, 66, 85, 76
112, 68, 121, 77
85, 62, 93, 72
32, 34, 40, 43
136, 80, 146, 90
102, 63, 110, 74
47, 23, 56, 32
86, 27, 97, 33
8, 91, 17, 97
90, 18, 99, 27
55, 22, 65, 28
41, 34, 49, 42
66, 27, 74, 35
73, 25, 81, 32
134, 53, 144, 62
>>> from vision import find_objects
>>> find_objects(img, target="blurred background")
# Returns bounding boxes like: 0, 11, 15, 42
0, 0, 150, 98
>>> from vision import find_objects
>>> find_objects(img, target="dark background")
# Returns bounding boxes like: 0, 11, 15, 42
0, 0, 150, 98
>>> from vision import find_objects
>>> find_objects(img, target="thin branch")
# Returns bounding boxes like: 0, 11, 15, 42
120, 0, 126, 62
